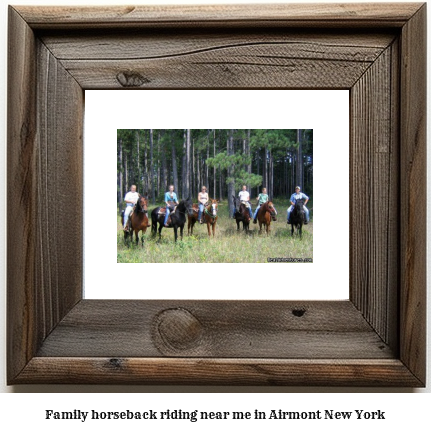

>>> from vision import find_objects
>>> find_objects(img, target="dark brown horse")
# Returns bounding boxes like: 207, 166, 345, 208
203, 199, 218, 237
187, 203, 199, 235
151, 197, 194, 242
257, 201, 277, 235
233, 195, 251, 232
125, 195, 149, 246
291, 198, 305, 238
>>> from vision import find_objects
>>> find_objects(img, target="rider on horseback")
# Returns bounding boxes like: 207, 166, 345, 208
233, 185, 253, 219
287, 186, 309, 224
123, 184, 139, 231
253, 187, 269, 224
198, 186, 209, 224
164, 185, 179, 227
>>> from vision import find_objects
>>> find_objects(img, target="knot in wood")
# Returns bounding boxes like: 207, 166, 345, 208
116, 71, 150, 87
155, 308, 203, 351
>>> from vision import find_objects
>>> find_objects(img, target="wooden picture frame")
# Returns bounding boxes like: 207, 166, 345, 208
7, 3, 426, 386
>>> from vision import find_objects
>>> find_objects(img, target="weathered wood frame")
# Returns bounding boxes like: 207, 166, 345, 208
7, 3, 426, 386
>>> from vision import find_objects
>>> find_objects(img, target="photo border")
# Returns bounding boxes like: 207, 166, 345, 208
7, 3, 426, 386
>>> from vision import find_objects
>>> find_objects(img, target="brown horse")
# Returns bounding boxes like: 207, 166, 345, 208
187, 204, 199, 235
203, 199, 218, 237
125, 195, 149, 246
233, 195, 251, 232
257, 201, 277, 235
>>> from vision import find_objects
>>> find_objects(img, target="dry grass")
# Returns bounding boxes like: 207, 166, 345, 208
117, 198, 313, 263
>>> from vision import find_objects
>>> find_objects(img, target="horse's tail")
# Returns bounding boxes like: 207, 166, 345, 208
151, 208, 158, 234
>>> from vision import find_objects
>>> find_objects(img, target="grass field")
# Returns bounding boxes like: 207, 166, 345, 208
117, 198, 313, 263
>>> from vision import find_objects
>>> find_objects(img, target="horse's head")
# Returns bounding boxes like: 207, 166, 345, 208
184, 196, 194, 216
267, 201, 277, 221
208, 199, 218, 216
294, 199, 305, 213
137, 195, 148, 213
232, 195, 238, 209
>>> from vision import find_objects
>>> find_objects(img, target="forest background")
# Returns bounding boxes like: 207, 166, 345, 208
117, 129, 313, 216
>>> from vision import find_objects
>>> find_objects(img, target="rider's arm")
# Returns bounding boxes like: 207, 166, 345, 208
124, 193, 134, 204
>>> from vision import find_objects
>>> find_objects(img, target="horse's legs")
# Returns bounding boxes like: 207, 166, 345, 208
236, 219, 240, 231
173, 226, 178, 242
180, 225, 184, 241
207, 222, 211, 237
212, 223, 215, 237
291, 223, 294, 236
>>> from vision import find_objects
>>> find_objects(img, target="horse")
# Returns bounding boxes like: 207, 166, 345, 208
256, 201, 277, 235
187, 203, 199, 235
290, 198, 305, 238
233, 195, 251, 232
203, 199, 218, 237
124, 195, 149, 246
151, 197, 194, 242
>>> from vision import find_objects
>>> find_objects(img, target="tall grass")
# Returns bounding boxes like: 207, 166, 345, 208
117, 198, 313, 263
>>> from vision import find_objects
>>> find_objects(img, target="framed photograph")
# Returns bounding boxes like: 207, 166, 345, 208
7, 3, 426, 386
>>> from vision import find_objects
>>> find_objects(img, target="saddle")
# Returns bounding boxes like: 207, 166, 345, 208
241, 200, 251, 209
158, 205, 176, 216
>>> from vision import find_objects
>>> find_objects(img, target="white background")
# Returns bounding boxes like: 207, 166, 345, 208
85, 90, 349, 300
0, 0, 430, 427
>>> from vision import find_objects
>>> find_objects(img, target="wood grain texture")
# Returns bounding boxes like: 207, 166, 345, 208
399, 3, 426, 385
15, 3, 423, 29
7, 6, 84, 383
7, 6, 38, 381
350, 43, 399, 349
51, 31, 394, 89
7, 3, 427, 386
15, 358, 423, 386
36, 300, 393, 359
35, 40, 84, 336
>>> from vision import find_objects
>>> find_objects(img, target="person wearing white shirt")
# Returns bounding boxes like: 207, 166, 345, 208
123, 185, 139, 229
234, 184, 253, 219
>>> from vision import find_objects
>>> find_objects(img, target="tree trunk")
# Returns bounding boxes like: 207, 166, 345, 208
143, 132, 147, 195
161, 131, 167, 193
125, 154, 129, 201
185, 129, 191, 199
256, 147, 260, 196
213, 129, 216, 199
149, 129, 155, 204
188, 140, 196, 197
219, 170, 223, 202
246, 129, 251, 192
206, 131, 209, 190
171, 132, 179, 194
135, 130, 140, 192
118, 138, 123, 213
269, 149, 274, 199
227, 130, 235, 217
157, 132, 160, 199
181, 129, 186, 199
296, 129, 304, 188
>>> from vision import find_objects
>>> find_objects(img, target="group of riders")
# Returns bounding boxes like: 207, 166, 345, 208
123, 184, 310, 230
